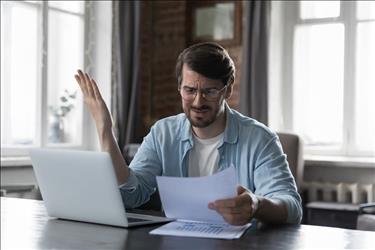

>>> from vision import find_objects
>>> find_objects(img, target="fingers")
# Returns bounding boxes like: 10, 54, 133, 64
209, 196, 251, 214
84, 72, 95, 97
91, 79, 102, 100
213, 206, 247, 214
211, 200, 251, 225
211, 194, 251, 208
75, 70, 87, 96
237, 185, 247, 194
221, 213, 250, 226
74, 69, 100, 100
208, 191, 254, 225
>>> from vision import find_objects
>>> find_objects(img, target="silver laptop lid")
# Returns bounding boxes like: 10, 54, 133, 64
30, 149, 130, 227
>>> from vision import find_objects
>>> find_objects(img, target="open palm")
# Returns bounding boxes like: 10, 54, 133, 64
74, 70, 113, 132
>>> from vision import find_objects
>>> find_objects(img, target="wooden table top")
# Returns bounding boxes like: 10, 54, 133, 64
1, 197, 374, 249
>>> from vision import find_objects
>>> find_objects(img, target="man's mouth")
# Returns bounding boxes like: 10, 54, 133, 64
191, 107, 210, 113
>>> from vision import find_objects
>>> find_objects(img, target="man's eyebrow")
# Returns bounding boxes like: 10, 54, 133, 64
182, 85, 218, 89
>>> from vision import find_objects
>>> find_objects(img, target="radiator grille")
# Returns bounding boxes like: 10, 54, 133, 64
303, 182, 375, 204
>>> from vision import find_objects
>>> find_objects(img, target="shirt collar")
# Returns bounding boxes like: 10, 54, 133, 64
181, 115, 192, 143
223, 102, 238, 144
180, 101, 238, 145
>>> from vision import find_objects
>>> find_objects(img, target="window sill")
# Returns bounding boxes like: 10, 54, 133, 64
1, 157, 32, 167
304, 155, 375, 168
1, 145, 87, 168
2, 154, 374, 169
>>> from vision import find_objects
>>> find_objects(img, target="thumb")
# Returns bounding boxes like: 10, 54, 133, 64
237, 185, 247, 195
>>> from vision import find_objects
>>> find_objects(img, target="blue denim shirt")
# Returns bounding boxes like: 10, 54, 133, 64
120, 104, 302, 224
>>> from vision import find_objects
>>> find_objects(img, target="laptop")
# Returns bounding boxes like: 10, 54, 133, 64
29, 148, 172, 227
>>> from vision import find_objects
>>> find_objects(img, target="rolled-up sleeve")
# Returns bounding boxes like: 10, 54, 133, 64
119, 126, 162, 208
253, 135, 303, 224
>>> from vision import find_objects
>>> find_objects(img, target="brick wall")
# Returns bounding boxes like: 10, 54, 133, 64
138, 1, 243, 137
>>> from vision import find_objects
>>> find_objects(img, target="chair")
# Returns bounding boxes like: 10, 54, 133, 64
357, 203, 375, 231
276, 132, 304, 190
123, 144, 142, 165
276, 132, 308, 223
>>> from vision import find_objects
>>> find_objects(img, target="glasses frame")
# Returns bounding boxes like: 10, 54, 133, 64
178, 85, 228, 102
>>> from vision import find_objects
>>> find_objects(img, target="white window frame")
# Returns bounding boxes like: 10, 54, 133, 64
1, 1, 89, 158
279, 1, 374, 158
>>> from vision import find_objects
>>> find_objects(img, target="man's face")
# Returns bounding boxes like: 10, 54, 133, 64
180, 64, 229, 128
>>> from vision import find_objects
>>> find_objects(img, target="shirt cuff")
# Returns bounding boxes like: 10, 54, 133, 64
272, 194, 303, 224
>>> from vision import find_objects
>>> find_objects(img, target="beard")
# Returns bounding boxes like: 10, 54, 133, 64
183, 102, 224, 128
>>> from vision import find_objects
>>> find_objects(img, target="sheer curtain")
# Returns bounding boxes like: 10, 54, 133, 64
111, 1, 141, 151
240, 1, 271, 125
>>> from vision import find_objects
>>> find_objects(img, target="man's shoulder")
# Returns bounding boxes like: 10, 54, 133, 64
151, 113, 187, 134
229, 108, 276, 140
153, 113, 185, 126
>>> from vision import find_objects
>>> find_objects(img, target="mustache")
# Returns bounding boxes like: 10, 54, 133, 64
191, 105, 210, 111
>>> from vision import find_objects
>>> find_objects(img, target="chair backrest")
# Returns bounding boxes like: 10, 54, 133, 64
123, 144, 142, 165
277, 132, 304, 191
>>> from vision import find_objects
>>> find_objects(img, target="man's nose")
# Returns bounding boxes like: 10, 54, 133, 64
193, 90, 205, 105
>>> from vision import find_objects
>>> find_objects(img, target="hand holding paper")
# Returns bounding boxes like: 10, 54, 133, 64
156, 166, 237, 223
208, 185, 257, 225
151, 166, 251, 239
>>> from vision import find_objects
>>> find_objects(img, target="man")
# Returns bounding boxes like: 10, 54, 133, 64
75, 42, 302, 225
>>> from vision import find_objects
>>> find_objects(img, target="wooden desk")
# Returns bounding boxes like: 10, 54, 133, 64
1, 197, 374, 249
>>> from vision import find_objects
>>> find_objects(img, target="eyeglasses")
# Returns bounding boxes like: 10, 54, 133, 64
178, 85, 227, 102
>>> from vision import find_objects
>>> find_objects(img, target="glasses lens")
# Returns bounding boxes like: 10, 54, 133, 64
180, 85, 226, 101
180, 87, 195, 101
204, 89, 219, 100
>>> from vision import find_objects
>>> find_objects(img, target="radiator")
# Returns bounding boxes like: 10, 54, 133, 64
303, 182, 375, 204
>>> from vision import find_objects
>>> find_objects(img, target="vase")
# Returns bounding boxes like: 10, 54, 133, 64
48, 115, 65, 143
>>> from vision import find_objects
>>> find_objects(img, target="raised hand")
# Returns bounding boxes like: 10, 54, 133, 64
74, 70, 113, 133
74, 69, 129, 183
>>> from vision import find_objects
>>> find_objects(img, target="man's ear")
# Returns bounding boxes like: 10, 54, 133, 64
225, 84, 234, 99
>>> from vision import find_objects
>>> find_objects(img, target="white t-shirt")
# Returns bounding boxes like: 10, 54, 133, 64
188, 132, 224, 177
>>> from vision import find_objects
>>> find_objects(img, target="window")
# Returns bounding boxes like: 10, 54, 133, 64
1, 1, 86, 157
270, 1, 375, 158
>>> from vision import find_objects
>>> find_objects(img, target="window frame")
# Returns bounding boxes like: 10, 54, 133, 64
280, 1, 374, 158
1, 1, 89, 158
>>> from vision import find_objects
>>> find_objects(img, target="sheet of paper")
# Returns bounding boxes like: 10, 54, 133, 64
149, 220, 251, 240
156, 166, 237, 223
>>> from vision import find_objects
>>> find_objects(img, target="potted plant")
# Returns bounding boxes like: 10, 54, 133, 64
48, 89, 77, 143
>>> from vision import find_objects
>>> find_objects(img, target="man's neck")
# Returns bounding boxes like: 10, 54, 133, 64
192, 109, 226, 139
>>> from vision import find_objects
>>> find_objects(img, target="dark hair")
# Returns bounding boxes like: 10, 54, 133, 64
175, 42, 235, 87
